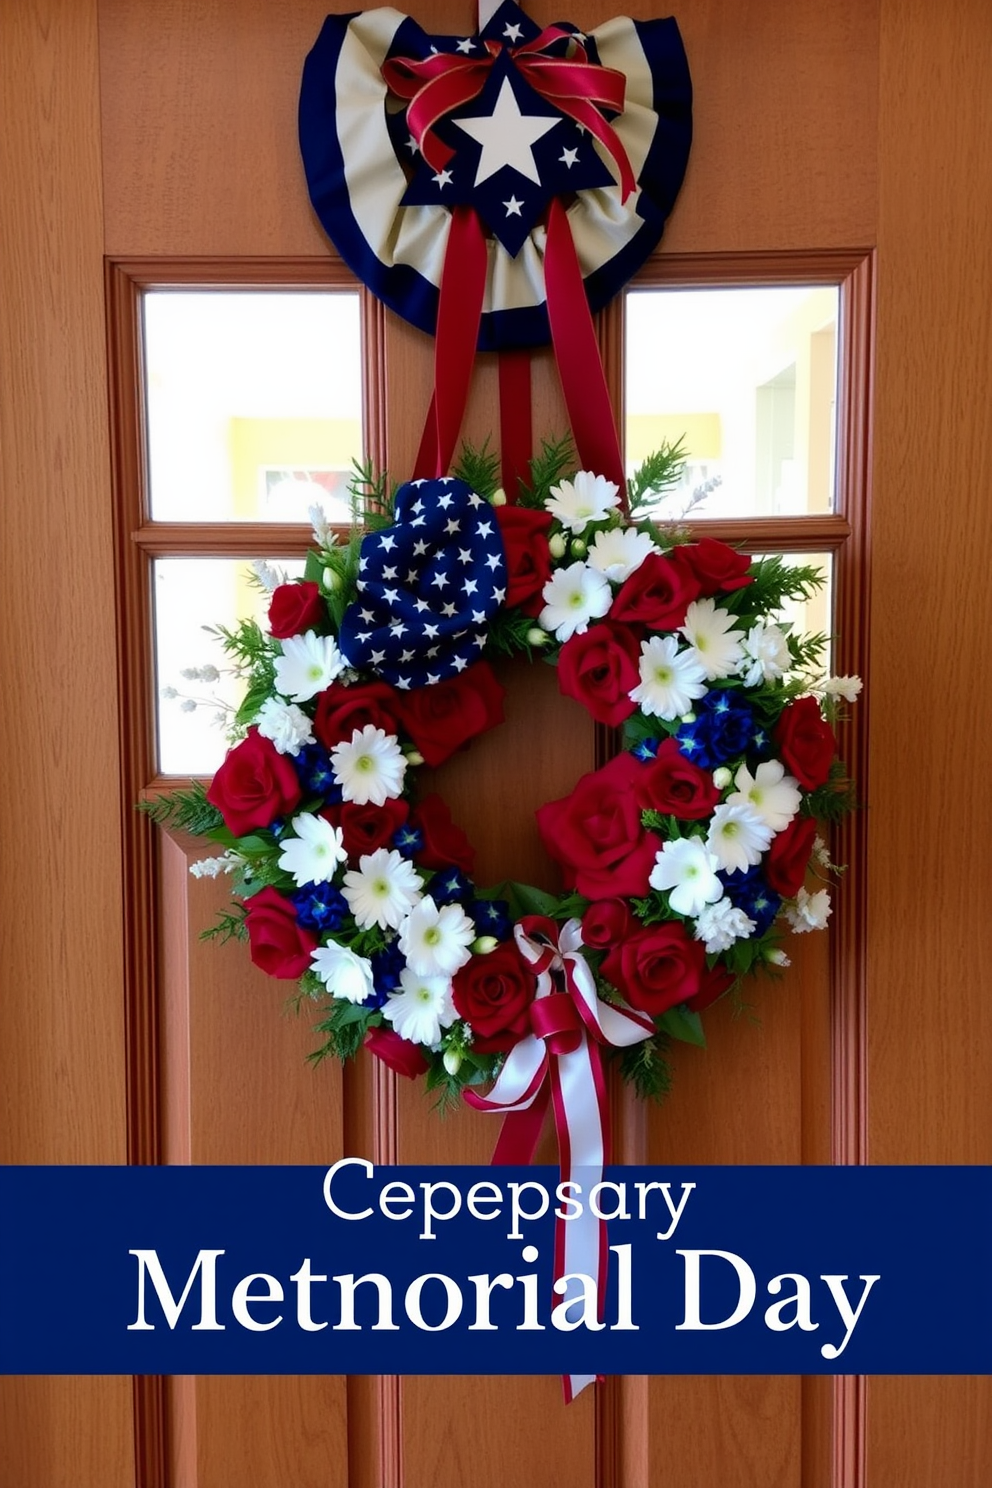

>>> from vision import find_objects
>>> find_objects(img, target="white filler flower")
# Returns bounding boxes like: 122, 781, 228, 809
278, 813, 347, 886
694, 898, 757, 954
680, 598, 746, 682
331, 725, 407, 806
785, 886, 832, 933
342, 848, 423, 931
311, 944, 375, 1004
273, 630, 345, 702
399, 895, 476, 977
738, 620, 791, 687
706, 803, 774, 874
539, 562, 612, 642
629, 635, 707, 719
255, 697, 315, 756
586, 526, 658, 583
382, 968, 457, 1046
649, 837, 723, 917
823, 674, 863, 703
726, 760, 802, 833
545, 471, 621, 533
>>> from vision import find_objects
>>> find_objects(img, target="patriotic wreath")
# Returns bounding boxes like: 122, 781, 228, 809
153, 444, 858, 1112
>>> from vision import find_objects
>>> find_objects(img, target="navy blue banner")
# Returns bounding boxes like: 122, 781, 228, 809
1, 1163, 989, 1375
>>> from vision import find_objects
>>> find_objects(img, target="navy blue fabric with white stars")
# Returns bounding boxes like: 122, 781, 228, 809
337, 477, 507, 691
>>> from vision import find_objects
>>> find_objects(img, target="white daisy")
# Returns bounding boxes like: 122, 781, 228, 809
629, 634, 708, 720
726, 760, 802, 833
278, 812, 347, 886
399, 895, 476, 977
273, 629, 345, 702
539, 561, 612, 642
342, 848, 423, 931
310, 943, 375, 1004
785, 886, 832, 933
680, 598, 746, 682
331, 725, 407, 806
706, 803, 774, 874
382, 968, 457, 1046
649, 837, 723, 917
586, 526, 658, 583
823, 674, 863, 703
693, 897, 757, 954
545, 470, 621, 533
738, 620, 791, 687
255, 697, 315, 756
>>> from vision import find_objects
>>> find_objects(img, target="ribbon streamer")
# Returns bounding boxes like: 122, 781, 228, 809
464, 916, 653, 1398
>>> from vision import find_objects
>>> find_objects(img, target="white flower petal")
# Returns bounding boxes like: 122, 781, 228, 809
680, 598, 746, 682
331, 725, 407, 806
649, 837, 723, 917
382, 968, 456, 1045
278, 812, 347, 886
311, 944, 376, 1003
587, 526, 658, 582
273, 629, 345, 702
255, 697, 315, 756
629, 634, 707, 720
545, 471, 620, 533
706, 803, 774, 874
539, 561, 612, 642
398, 895, 475, 977
342, 848, 423, 931
727, 760, 802, 833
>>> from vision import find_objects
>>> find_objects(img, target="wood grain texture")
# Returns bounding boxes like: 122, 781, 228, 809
0, 0, 132, 1482
868, 0, 992, 1480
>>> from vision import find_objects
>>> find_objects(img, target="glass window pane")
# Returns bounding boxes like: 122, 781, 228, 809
143, 291, 362, 522
626, 287, 838, 520
154, 557, 304, 776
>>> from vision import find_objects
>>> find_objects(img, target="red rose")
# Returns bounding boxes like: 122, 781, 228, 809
773, 696, 836, 789
364, 1025, 429, 1079
244, 886, 317, 979
314, 680, 403, 751
580, 898, 634, 949
396, 661, 505, 768
206, 727, 302, 837
557, 621, 640, 726
686, 963, 737, 1013
536, 752, 661, 899
452, 941, 537, 1052
267, 580, 326, 639
678, 538, 753, 595
765, 815, 818, 897
327, 798, 409, 861
410, 794, 475, 873
637, 737, 721, 820
610, 551, 702, 629
601, 922, 705, 1016
495, 505, 553, 612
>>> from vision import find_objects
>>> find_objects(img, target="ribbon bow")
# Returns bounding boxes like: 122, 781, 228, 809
382, 26, 636, 202
464, 916, 653, 1399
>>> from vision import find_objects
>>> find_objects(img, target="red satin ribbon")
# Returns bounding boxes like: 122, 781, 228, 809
382, 27, 635, 201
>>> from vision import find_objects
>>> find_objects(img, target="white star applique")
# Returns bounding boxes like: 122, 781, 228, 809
437, 493, 454, 508
382, 565, 398, 580
380, 534, 396, 551
485, 554, 502, 571
430, 572, 449, 589
432, 169, 453, 189
442, 602, 458, 617
444, 517, 461, 534
453, 77, 558, 187
467, 492, 484, 507
503, 22, 524, 42
382, 588, 399, 605
414, 598, 430, 613
426, 672, 441, 686
423, 623, 440, 638
452, 656, 469, 672
405, 135, 418, 154
478, 521, 493, 536
406, 569, 419, 584
370, 649, 386, 665
390, 621, 407, 638
359, 608, 375, 623
560, 147, 579, 168
396, 676, 412, 690
399, 649, 416, 663
464, 578, 479, 595
455, 37, 476, 52
458, 548, 472, 564
413, 539, 429, 555
472, 609, 487, 624
504, 195, 524, 216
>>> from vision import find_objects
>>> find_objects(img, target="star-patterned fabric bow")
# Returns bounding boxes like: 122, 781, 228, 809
337, 478, 507, 689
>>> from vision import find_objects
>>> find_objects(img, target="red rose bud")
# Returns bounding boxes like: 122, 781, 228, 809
686, 962, 737, 1013
396, 661, 505, 769
206, 727, 303, 837
610, 550, 702, 629
452, 940, 537, 1053
410, 794, 475, 874
580, 897, 634, 948
773, 696, 837, 790
313, 680, 403, 751
677, 537, 753, 595
557, 621, 641, 726
765, 815, 818, 897
245, 886, 317, 979
364, 1025, 430, 1079
536, 752, 661, 900
601, 922, 706, 1017
267, 580, 326, 639
495, 505, 554, 611
637, 737, 721, 821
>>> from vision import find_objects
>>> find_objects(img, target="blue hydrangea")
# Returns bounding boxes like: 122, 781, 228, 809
430, 867, 475, 907
677, 690, 755, 769
392, 823, 424, 858
473, 897, 512, 941
632, 738, 660, 762
719, 866, 781, 937
292, 883, 348, 932
293, 744, 343, 802
369, 941, 407, 1009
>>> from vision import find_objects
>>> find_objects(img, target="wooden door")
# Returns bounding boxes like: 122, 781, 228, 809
3, 1, 992, 1485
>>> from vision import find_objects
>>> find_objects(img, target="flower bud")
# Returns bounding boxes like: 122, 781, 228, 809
404, 749, 425, 767
765, 948, 791, 967
548, 532, 568, 559
526, 628, 550, 647
491, 488, 507, 507
712, 766, 732, 790
471, 936, 499, 955
442, 1047, 462, 1076
570, 538, 587, 558
323, 566, 341, 591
